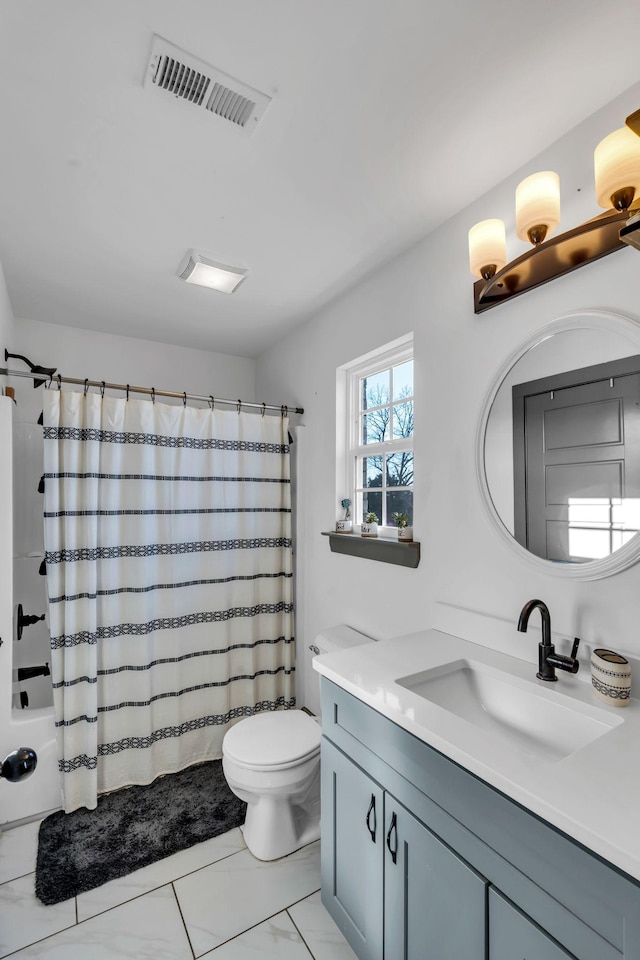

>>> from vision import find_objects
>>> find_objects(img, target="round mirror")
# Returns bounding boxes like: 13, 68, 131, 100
477, 310, 640, 580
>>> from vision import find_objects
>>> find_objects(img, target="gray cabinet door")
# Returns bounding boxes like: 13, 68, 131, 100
490, 889, 577, 960
321, 738, 384, 960
384, 796, 487, 960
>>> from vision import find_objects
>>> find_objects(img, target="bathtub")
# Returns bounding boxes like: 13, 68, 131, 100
1, 396, 61, 825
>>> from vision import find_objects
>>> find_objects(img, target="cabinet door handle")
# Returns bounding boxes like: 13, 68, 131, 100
386, 811, 398, 864
365, 794, 377, 842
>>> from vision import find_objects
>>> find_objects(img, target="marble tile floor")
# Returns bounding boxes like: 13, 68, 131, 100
0, 819, 357, 960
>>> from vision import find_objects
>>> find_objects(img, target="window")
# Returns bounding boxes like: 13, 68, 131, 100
343, 338, 414, 528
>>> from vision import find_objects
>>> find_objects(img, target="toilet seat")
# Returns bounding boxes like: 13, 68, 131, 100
223, 710, 320, 771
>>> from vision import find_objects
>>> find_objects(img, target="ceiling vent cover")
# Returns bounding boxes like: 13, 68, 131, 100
143, 36, 271, 136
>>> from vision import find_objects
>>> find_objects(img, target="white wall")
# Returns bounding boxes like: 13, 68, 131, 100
256, 82, 640, 709
9, 317, 256, 405
0, 261, 15, 380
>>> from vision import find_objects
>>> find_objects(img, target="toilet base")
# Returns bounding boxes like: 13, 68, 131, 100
241, 804, 320, 861
238, 764, 321, 861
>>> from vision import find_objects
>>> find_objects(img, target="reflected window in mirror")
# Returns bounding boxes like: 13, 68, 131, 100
567, 498, 640, 560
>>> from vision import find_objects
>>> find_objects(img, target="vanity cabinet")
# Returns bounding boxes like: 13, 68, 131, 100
489, 890, 577, 959
321, 738, 383, 960
320, 678, 640, 960
322, 737, 486, 960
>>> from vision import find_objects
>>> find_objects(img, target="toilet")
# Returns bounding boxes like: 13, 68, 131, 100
222, 625, 373, 861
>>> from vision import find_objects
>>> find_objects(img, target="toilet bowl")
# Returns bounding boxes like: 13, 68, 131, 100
222, 624, 373, 860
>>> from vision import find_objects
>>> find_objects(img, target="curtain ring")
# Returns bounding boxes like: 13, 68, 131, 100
261, 402, 266, 417
126, 384, 130, 401
237, 399, 241, 414
100, 381, 105, 398
83, 378, 89, 396
209, 395, 214, 411
280, 405, 285, 418
46, 374, 52, 390
57, 374, 62, 390
183, 391, 187, 407
151, 387, 155, 404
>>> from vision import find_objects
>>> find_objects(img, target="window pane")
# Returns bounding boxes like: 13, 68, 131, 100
387, 490, 413, 525
362, 409, 389, 444
361, 455, 383, 488
392, 400, 413, 440
393, 360, 413, 401
568, 527, 612, 560
361, 369, 390, 410
387, 452, 413, 487
612, 498, 640, 528
363, 489, 382, 522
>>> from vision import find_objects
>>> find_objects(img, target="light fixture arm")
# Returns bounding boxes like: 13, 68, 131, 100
474, 202, 639, 314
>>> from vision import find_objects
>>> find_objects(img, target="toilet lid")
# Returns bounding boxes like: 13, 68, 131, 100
223, 710, 320, 767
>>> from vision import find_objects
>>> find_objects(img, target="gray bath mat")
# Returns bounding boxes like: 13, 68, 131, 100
35, 759, 246, 905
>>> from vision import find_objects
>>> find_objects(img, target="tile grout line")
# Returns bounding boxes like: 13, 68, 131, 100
0, 871, 37, 887
286, 908, 317, 959
76, 841, 247, 922
170, 882, 196, 960
0, 918, 78, 960
186, 888, 323, 957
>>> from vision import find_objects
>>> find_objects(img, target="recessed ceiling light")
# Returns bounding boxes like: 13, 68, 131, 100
178, 250, 248, 294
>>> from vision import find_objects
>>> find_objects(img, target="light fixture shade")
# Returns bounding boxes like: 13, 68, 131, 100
468, 219, 506, 280
515, 171, 560, 245
595, 127, 640, 210
178, 250, 248, 294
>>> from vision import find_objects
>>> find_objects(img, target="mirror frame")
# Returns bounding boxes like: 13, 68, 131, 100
476, 309, 640, 580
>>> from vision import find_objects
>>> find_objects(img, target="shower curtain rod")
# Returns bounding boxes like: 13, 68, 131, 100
0, 368, 304, 415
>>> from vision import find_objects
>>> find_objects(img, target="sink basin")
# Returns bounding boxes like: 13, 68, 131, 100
396, 659, 622, 762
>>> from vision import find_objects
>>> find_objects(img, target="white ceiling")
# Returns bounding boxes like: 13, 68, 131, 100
1, 1, 639, 359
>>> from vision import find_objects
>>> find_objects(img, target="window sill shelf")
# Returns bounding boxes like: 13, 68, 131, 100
321, 531, 420, 568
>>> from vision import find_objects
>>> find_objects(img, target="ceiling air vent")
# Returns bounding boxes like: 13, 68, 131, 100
143, 36, 271, 136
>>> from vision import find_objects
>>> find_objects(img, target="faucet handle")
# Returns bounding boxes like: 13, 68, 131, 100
570, 637, 580, 659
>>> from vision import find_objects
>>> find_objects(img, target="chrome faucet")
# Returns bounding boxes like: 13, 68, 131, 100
517, 599, 580, 682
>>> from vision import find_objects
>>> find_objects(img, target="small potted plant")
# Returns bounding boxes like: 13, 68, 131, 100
336, 498, 353, 533
361, 511, 379, 538
392, 512, 413, 541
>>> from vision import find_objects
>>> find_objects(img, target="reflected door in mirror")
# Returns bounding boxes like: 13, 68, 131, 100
513, 356, 640, 562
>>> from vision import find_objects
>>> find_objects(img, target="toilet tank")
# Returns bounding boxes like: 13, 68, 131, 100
305, 624, 374, 717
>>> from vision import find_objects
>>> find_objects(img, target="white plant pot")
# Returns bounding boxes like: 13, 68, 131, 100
361, 522, 378, 538
335, 520, 353, 533
397, 527, 413, 541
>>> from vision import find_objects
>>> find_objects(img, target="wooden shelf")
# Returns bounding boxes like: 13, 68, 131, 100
322, 531, 420, 568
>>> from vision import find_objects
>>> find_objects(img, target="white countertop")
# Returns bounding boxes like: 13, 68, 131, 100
313, 628, 640, 883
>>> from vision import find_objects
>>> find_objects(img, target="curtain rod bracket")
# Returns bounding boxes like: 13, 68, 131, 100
4, 349, 57, 388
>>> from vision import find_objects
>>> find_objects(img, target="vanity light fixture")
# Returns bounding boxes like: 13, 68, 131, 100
178, 250, 248, 294
515, 171, 560, 246
468, 219, 507, 281
627, 108, 640, 137
471, 114, 640, 314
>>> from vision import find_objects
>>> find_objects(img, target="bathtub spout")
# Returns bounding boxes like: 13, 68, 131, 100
17, 663, 50, 682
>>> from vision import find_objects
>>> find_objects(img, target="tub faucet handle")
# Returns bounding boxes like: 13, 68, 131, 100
1, 747, 38, 783
16, 604, 46, 641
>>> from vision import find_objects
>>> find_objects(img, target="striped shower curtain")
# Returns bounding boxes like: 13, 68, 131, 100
42, 389, 295, 814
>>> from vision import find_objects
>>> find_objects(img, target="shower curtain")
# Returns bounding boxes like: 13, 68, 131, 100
42, 389, 295, 813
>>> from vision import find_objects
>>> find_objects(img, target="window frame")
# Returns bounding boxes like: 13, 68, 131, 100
344, 337, 414, 531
